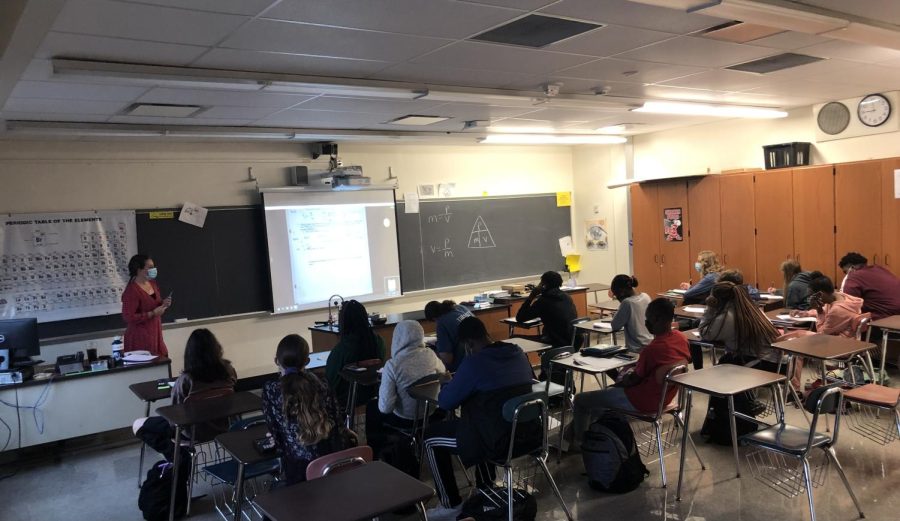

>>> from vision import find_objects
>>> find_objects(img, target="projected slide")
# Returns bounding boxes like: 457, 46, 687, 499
263, 190, 401, 313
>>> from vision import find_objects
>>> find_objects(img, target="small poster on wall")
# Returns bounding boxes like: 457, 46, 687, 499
585, 219, 608, 250
663, 208, 683, 242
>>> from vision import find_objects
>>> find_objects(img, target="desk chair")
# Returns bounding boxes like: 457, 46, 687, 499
182, 386, 236, 515
306, 446, 373, 480
482, 392, 573, 521
343, 359, 383, 431
569, 317, 592, 350
539, 346, 572, 461
741, 385, 864, 521
612, 364, 705, 488
844, 383, 900, 445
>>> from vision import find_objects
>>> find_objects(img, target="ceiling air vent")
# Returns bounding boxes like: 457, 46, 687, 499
699, 21, 784, 43
727, 53, 823, 74
470, 14, 602, 48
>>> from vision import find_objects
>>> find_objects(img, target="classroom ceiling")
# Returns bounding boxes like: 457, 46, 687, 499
1, 0, 900, 142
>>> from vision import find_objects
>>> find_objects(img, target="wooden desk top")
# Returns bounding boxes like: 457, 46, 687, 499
669, 364, 785, 396
254, 461, 434, 521
500, 317, 542, 329
575, 320, 612, 333
585, 282, 611, 292
129, 379, 173, 403
215, 424, 271, 466
590, 300, 620, 312
550, 352, 635, 375
339, 366, 382, 386
505, 336, 553, 353
493, 286, 587, 304
675, 305, 707, 319
871, 315, 900, 331
157, 391, 262, 427
771, 334, 876, 360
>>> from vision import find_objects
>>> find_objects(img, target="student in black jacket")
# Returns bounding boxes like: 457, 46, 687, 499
516, 271, 578, 347
422, 317, 537, 519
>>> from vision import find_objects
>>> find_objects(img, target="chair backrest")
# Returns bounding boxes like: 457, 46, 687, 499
803, 384, 844, 447
305, 446, 373, 481
353, 358, 383, 369
228, 415, 266, 432
184, 385, 235, 403
570, 316, 592, 349
409, 372, 443, 388
853, 313, 872, 341
540, 346, 573, 386
500, 391, 549, 464
656, 363, 688, 417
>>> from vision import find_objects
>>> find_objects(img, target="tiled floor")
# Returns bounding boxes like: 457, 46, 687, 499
2, 375, 898, 521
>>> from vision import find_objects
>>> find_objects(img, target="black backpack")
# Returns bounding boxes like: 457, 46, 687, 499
138, 457, 190, 521
581, 413, 649, 493
457, 488, 537, 521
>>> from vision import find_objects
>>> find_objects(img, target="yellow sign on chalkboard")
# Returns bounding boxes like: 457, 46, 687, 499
556, 192, 571, 207
149, 211, 175, 220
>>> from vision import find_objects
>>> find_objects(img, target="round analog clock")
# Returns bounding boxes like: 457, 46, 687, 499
857, 93, 891, 127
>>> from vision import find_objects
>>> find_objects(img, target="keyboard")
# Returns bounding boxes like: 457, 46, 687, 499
580, 345, 625, 358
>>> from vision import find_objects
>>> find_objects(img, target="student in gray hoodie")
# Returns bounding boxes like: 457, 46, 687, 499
365, 320, 446, 470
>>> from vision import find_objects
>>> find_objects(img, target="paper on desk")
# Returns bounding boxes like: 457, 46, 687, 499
670, 289, 686, 294
179, 202, 208, 228
760, 293, 781, 300
776, 314, 817, 322
593, 322, 612, 330
404, 192, 419, 213
558, 236, 575, 257
683, 305, 707, 313
122, 352, 158, 363
565, 254, 582, 273
424, 335, 437, 346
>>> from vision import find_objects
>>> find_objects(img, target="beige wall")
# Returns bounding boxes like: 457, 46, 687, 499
0, 139, 622, 375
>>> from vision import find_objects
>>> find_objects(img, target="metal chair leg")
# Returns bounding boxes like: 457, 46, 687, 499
826, 447, 865, 518
726, 396, 741, 477
416, 501, 428, 521
654, 421, 667, 488
505, 465, 514, 521
536, 456, 574, 521
801, 457, 817, 521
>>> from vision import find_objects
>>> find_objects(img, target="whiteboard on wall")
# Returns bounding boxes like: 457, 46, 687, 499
0, 210, 138, 322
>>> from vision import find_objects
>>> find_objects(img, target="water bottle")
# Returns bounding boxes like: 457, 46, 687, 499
111, 336, 124, 367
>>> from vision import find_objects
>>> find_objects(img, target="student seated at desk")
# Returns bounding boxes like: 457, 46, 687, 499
264, 334, 352, 485
679, 250, 723, 305
516, 271, 577, 347
607, 274, 653, 352
423, 317, 537, 518
425, 299, 473, 372
133, 328, 237, 460
365, 320, 446, 475
718, 269, 760, 300
569, 298, 689, 450
766, 259, 813, 310
325, 300, 387, 407
790, 272, 863, 338
839, 252, 900, 321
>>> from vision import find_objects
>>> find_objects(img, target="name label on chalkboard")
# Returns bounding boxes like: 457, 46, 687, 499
149, 211, 175, 219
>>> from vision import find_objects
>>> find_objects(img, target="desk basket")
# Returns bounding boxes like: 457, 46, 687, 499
745, 449, 829, 498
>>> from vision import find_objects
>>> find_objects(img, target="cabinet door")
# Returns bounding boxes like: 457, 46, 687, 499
687, 176, 722, 264
882, 158, 900, 274
836, 160, 883, 266
657, 180, 691, 292
629, 183, 661, 296
719, 174, 758, 285
792, 166, 836, 281
754, 170, 794, 289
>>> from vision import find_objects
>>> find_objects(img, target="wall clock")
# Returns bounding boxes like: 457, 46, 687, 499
857, 93, 891, 127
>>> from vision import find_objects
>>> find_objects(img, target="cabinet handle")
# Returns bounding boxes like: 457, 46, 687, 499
873, 254, 879, 265
661, 254, 666, 264
654, 254, 659, 264
796, 254, 800, 263
723, 254, 728, 264
886, 254, 891, 266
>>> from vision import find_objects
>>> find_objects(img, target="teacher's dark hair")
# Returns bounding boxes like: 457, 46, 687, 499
183, 328, 231, 383
128, 254, 150, 279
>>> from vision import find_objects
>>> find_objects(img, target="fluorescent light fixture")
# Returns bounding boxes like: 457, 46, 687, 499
165, 131, 297, 140
633, 101, 788, 119
486, 126, 559, 134
261, 81, 427, 100
387, 115, 450, 126
479, 134, 626, 145
596, 124, 627, 134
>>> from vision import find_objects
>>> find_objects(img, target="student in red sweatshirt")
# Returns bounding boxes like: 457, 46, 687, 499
839, 252, 900, 321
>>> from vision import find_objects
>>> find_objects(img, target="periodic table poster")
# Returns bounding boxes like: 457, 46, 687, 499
0, 211, 137, 322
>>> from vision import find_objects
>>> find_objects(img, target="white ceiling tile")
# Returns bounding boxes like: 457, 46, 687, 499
425, 102, 540, 120
748, 31, 831, 51
3, 98, 129, 115
37, 32, 209, 65
410, 41, 596, 74
460, 0, 554, 10
220, 19, 451, 61
616, 36, 777, 68
557, 57, 706, 84
797, 0, 900, 26
107, 115, 255, 126
113, 0, 277, 15
795, 40, 900, 64
20, 60, 53, 81
745, 80, 875, 101
199, 106, 285, 119
292, 96, 444, 115
718, 91, 818, 108
659, 69, 772, 92
540, 0, 725, 34
11, 80, 148, 101
256, 109, 391, 127
264, 0, 522, 39
191, 49, 392, 77
52, 0, 248, 46
138, 88, 313, 108
804, 64, 900, 92
521, 106, 621, 122
546, 24, 676, 57
0, 111, 111, 123
369, 62, 536, 88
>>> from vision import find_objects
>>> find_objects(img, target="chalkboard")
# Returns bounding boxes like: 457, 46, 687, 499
397, 194, 571, 291
38, 206, 271, 339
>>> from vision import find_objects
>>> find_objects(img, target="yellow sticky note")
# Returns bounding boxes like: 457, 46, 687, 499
565, 254, 582, 273
556, 191, 571, 207
149, 211, 175, 219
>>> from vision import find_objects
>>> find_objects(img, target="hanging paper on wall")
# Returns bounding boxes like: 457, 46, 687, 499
556, 191, 572, 207
404, 193, 420, 213
585, 219, 608, 250
179, 202, 208, 228
565, 254, 582, 273
663, 207, 683, 242
418, 184, 436, 198
558, 235, 575, 257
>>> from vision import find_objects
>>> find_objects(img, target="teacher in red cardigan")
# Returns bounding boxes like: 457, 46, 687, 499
121, 254, 172, 357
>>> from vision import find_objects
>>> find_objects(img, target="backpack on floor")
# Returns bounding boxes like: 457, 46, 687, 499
581, 413, 649, 493
700, 392, 760, 446
457, 488, 537, 521
138, 456, 190, 521
377, 430, 420, 479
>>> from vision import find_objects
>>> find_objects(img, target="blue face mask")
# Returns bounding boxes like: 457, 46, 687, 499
147, 267, 158, 280
694, 262, 702, 273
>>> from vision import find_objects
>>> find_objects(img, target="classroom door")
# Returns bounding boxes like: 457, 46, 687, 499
630, 184, 662, 296
719, 174, 758, 285
792, 165, 836, 280
836, 160, 883, 267
657, 180, 691, 292
882, 158, 900, 274
754, 170, 794, 289
687, 176, 722, 265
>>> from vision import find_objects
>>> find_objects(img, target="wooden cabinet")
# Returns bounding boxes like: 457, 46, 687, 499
836, 160, 883, 267
719, 174, 758, 285
629, 180, 691, 296
792, 165, 835, 281
882, 158, 900, 274
754, 169, 794, 289
657, 181, 692, 292
687, 176, 722, 265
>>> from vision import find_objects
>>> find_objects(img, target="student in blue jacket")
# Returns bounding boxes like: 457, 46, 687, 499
422, 317, 537, 519
680, 250, 724, 305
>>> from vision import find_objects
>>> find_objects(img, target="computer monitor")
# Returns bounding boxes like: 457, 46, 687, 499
0, 318, 40, 366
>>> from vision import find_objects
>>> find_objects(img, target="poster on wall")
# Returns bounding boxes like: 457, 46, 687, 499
0, 210, 138, 322
585, 219, 608, 250
663, 208, 683, 242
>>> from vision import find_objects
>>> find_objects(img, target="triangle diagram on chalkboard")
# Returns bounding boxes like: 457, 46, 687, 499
468, 216, 496, 249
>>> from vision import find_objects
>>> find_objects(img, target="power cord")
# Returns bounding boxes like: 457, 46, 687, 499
0, 375, 55, 435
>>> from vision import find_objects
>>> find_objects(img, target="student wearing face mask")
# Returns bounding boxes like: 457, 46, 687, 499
121, 253, 172, 357
679, 250, 724, 305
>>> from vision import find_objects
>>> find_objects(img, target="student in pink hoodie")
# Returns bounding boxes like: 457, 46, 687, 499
791, 272, 864, 337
